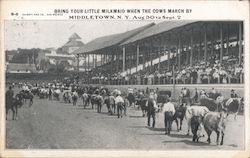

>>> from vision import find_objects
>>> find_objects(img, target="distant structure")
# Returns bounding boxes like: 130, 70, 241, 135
6, 63, 37, 73
37, 33, 85, 72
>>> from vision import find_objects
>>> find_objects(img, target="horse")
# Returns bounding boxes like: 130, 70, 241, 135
6, 94, 23, 120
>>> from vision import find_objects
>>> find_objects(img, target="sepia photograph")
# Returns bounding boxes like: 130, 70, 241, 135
4, 20, 245, 150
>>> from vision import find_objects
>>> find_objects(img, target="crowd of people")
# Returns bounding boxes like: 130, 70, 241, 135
6, 78, 243, 144
81, 52, 244, 85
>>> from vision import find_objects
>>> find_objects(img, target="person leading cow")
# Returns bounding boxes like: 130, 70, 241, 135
115, 90, 124, 118
162, 97, 175, 135
145, 93, 157, 128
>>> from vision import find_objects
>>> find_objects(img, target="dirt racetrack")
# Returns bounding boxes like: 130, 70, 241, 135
5, 89, 245, 150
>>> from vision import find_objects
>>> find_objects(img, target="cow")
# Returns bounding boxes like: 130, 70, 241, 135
223, 98, 244, 120
90, 94, 98, 109
82, 92, 89, 109
185, 105, 210, 135
127, 92, 136, 107
173, 103, 187, 131
137, 98, 148, 117
53, 89, 61, 101
63, 91, 71, 103
203, 111, 227, 145
20, 90, 34, 107
104, 95, 116, 115
199, 97, 223, 112
207, 92, 222, 100
72, 91, 78, 106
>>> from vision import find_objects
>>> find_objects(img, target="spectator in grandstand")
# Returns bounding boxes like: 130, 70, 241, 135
191, 69, 198, 84
193, 88, 199, 103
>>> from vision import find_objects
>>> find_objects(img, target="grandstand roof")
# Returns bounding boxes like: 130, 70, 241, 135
121, 21, 197, 45
73, 23, 155, 54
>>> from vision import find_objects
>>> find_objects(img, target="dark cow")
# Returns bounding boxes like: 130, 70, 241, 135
200, 98, 223, 112
173, 103, 187, 131
208, 92, 222, 100
127, 93, 136, 107
137, 98, 148, 117
31, 87, 39, 96
223, 98, 244, 120
157, 90, 171, 105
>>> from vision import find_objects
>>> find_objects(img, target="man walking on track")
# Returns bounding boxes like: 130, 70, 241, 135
146, 94, 157, 128
6, 86, 14, 107
162, 98, 175, 135
115, 90, 124, 118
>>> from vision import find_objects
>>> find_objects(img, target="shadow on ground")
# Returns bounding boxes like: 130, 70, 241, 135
162, 139, 216, 147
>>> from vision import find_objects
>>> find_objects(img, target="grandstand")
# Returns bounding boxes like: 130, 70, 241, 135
73, 21, 244, 86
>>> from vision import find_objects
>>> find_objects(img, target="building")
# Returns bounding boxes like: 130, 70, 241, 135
36, 33, 85, 72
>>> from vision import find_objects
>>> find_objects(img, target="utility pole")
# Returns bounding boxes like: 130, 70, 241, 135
172, 66, 176, 100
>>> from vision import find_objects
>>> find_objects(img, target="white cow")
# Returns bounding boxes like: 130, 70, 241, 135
185, 105, 210, 135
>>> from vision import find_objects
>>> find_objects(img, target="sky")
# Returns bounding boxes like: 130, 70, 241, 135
4, 20, 156, 50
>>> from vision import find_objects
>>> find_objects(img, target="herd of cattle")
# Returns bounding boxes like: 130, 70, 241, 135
5, 82, 244, 146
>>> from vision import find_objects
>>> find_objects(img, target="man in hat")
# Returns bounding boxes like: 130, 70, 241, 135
115, 90, 124, 118
231, 89, 238, 98
162, 97, 175, 135
6, 86, 14, 108
146, 94, 157, 128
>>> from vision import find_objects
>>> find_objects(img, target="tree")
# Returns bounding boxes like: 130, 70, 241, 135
10, 48, 41, 64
